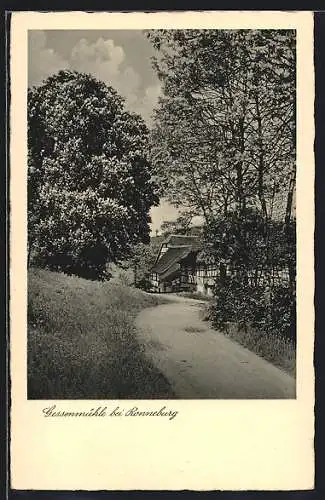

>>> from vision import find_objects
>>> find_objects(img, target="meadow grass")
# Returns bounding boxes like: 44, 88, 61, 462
28, 268, 174, 399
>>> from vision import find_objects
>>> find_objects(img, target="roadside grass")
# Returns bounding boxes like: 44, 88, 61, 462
28, 268, 174, 399
176, 291, 213, 301
201, 305, 296, 377
183, 326, 207, 334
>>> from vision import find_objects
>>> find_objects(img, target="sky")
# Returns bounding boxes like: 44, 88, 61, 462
28, 29, 180, 234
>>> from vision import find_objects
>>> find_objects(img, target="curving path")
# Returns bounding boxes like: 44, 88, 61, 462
135, 295, 296, 399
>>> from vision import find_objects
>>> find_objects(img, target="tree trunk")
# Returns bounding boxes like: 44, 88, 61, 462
134, 263, 137, 286
284, 167, 296, 294
235, 162, 244, 215
285, 168, 296, 230
27, 239, 33, 268
255, 91, 268, 220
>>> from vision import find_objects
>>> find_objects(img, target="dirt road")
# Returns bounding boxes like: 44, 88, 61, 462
135, 295, 295, 399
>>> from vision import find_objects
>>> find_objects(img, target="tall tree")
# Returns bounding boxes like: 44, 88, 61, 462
28, 70, 159, 279
148, 29, 295, 224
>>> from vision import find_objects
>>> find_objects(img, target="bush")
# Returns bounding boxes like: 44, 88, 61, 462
135, 277, 152, 292
270, 284, 296, 344
204, 274, 296, 374
208, 274, 296, 343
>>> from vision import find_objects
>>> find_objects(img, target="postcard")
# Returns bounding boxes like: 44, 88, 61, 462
10, 10, 314, 491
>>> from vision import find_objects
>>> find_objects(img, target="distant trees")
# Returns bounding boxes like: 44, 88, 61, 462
159, 213, 198, 238
28, 70, 159, 279
126, 242, 159, 290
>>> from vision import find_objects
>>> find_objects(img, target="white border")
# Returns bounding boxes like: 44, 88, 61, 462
10, 11, 314, 490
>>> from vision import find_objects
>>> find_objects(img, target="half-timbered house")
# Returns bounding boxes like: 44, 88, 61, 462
150, 232, 292, 295
150, 234, 219, 295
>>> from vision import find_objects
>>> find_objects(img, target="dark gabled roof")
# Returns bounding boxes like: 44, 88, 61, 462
159, 261, 181, 281
152, 234, 201, 268
152, 247, 192, 275
151, 234, 203, 281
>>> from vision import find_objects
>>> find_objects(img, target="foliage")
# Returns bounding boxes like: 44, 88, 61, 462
206, 274, 296, 344
202, 207, 296, 344
28, 70, 159, 279
160, 216, 190, 237
203, 296, 295, 375
148, 29, 296, 223
204, 208, 296, 271
159, 213, 202, 239
28, 268, 174, 399
125, 241, 159, 290
148, 30, 297, 352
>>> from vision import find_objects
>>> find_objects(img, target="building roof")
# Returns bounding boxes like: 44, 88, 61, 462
151, 234, 202, 281
159, 261, 181, 281
152, 246, 192, 275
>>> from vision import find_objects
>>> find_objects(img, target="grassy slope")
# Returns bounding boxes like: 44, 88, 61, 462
28, 268, 174, 399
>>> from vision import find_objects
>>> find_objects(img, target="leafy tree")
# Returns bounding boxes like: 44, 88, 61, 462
123, 241, 160, 290
204, 208, 295, 273
148, 29, 295, 223
28, 70, 159, 279
159, 213, 195, 237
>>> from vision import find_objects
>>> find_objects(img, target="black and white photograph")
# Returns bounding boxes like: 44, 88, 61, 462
26, 27, 297, 400
9, 10, 316, 492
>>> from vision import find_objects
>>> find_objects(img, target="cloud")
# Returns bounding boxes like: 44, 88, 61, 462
70, 37, 126, 80
132, 84, 162, 125
28, 31, 161, 125
28, 31, 69, 87
69, 37, 146, 116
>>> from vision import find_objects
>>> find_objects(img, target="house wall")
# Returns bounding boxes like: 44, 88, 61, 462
196, 276, 215, 296
151, 253, 219, 295
150, 272, 160, 290
195, 263, 219, 295
178, 255, 197, 293
152, 243, 292, 295
196, 278, 205, 294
